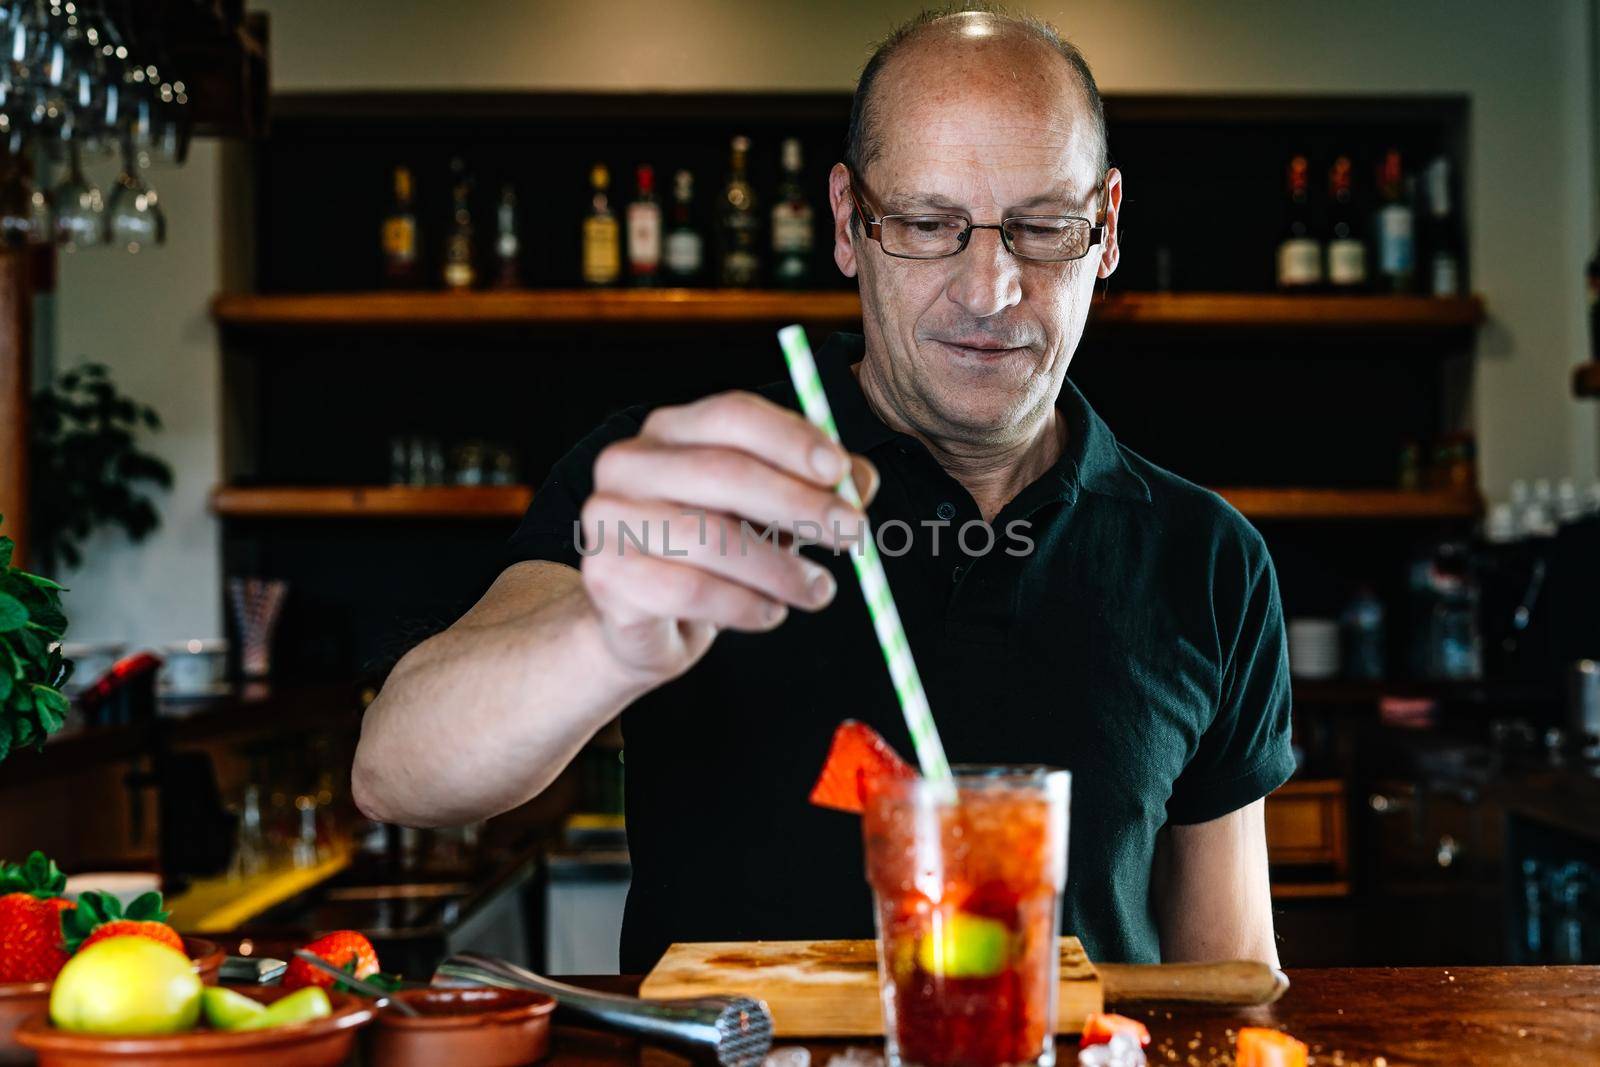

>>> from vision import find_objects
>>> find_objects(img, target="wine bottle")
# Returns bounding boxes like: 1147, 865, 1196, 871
1325, 155, 1366, 290
1275, 153, 1321, 290
582, 162, 621, 287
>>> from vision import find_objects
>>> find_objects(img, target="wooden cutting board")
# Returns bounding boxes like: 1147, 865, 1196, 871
640, 938, 1101, 1037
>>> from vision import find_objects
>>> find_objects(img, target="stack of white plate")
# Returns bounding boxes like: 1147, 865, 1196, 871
1287, 618, 1340, 679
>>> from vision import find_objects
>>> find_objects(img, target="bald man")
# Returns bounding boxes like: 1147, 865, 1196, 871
354, 7, 1293, 972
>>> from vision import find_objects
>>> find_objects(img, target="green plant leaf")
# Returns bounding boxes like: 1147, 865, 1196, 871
0, 722, 10, 764
31, 686, 66, 731
0, 670, 11, 703
27, 601, 66, 636
0, 592, 26, 632
0, 536, 10, 570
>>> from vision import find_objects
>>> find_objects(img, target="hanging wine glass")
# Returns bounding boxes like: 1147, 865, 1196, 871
59, 0, 113, 159
106, 135, 158, 251
52, 139, 103, 248
23, 140, 51, 244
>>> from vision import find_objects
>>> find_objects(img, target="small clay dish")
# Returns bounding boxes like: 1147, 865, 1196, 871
369, 987, 556, 1067
14, 988, 374, 1067
0, 937, 223, 1065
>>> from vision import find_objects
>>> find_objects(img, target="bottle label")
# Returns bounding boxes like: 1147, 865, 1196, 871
722, 249, 759, 286
771, 203, 813, 253
497, 232, 519, 259
1277, 238, 1322, 286
583, 218, 621, 284
1378, 206, 1414, 274
627, 205, 662, 271
665, 229, 703, 275
383, 217, 416, 262
1430, 254, 1459, 297
443, 260, 474, 289
1327, 238, 1367, 286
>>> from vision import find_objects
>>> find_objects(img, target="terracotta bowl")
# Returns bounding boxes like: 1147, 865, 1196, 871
13, 988, 374, 1067
0, 940, 222, 1062
0, 938, 222, 1066
368, 987, 556, 1067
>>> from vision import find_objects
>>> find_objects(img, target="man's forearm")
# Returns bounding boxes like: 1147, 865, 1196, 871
1151, 800, 1280, 965
352, 565, 654, 827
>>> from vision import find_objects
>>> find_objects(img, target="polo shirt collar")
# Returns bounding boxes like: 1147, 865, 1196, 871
816, 331, 1152, 507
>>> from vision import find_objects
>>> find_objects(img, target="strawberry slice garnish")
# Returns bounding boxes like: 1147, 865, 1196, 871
1080, 1012, 1152, 1048
809, 720, 917, 814
281, 930, 382, 993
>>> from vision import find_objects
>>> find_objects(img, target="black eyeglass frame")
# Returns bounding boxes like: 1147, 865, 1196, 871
844, 164, 1107, 263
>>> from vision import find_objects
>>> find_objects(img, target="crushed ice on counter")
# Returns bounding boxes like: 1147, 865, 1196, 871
764, 1049, 811, 1067
822, 1048, 885, 1067
1077, 1033, 1147, 1067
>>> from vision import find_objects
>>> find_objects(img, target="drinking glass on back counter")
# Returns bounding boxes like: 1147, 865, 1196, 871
863, 767, 1070, 1067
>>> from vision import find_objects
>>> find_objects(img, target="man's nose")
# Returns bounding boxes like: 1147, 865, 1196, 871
944, 227, 1023, 319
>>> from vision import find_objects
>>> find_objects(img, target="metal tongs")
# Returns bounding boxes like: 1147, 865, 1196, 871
434, 951, 773, 1066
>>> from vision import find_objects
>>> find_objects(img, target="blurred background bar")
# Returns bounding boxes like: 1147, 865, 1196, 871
0, 0, 1598, 973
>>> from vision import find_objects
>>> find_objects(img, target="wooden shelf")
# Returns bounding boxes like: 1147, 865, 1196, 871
1214, 486, 1482, 520
209, 484, 1480, 522
0, 684, 365, 790
210, 289, 1485, 333
209, 485, 532, 519
210, 289, 863, 327
1091, 292, 1484, 331
1574, 362, 1600, 398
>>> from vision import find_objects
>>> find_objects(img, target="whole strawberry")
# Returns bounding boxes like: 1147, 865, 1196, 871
0, 851, 73, 984
61, 890, 183, 957
280, 930, 380, 993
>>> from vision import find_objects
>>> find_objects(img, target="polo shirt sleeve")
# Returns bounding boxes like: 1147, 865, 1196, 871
505, 408, 647, 571
1165, 540, 1296, 826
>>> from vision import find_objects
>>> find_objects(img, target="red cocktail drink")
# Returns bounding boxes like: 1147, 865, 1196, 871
862, 768, 1070, 1067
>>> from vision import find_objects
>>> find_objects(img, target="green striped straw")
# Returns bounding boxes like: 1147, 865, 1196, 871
777, 324, 953, 789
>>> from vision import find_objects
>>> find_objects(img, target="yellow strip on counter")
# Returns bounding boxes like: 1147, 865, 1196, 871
166, 845, 353, 933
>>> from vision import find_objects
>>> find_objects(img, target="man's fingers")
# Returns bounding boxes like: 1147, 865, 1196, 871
640, 391, 849, 489
593, 441, 863, 548
583, 542, 792, 634
580, 493, 838, 611
851, 454, 880, 506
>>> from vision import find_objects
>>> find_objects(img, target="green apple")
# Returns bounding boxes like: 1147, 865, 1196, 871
235, 987, 331, 1030
50, 938, 202, 1035
915, 911, 1011, 979
201, 986, 268, 1030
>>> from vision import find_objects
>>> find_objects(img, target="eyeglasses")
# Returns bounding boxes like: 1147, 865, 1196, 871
845, 165, 1106, 263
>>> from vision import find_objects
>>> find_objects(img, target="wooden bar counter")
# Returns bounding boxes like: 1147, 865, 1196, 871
545, 968, 1600, 1067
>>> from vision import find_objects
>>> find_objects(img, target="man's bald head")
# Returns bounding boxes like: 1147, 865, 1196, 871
845, 5, 1107, 190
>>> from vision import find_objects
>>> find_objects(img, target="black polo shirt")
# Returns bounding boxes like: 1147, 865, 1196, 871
508, 331, 1295, 972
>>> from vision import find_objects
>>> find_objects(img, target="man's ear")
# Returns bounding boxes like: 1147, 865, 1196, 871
829, 163, 859, 279
1097, 167, 1123, 280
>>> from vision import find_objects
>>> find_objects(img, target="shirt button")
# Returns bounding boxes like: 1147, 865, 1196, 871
951, 564, 965, 583
935, 501, 957, 521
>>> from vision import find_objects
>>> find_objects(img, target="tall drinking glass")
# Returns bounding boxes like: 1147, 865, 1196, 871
863, 767, 1070, 1067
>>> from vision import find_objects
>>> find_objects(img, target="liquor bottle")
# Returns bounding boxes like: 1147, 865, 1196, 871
442, 157, 476, 291
771, 137, 814, 288
1275, 153, 1321, 290
493, 182, 521, 289
1325, 155, 1366, 290
582, 161, 621, 287
626, 163, 662, 286
380, 164, 420, 287
1374, 149, 1415, 293
664, 169, 704, 284
718, 135, 760, 287
1423, 156, 1460, 297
